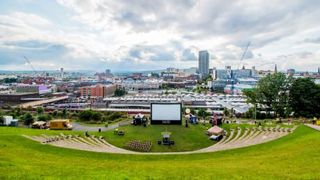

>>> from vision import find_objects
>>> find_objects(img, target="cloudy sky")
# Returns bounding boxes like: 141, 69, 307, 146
0, 0, 320, 72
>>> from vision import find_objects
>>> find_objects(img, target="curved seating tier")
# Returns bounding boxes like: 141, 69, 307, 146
23, 126, 296, 155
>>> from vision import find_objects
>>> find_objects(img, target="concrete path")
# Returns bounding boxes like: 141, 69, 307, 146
71, 120, 131, 132
305, 124, 320, 131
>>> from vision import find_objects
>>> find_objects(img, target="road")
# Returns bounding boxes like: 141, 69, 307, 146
19, 96, 69, 108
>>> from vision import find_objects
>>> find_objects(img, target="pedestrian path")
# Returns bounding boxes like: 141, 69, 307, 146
305, 124, 320, 131
71, 120, 131, 132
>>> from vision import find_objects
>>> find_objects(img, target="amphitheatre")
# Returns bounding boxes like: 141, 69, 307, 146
1, 123, 320, 179
24, 126, 296, 155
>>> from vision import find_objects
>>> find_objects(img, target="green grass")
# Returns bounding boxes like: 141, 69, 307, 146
93, 124, 215, 152
0, 125, 320, 179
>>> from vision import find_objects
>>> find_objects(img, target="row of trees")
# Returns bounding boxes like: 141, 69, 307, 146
79, 110, 125, 122
244, 73, 320, 118
1, 107, 127, 126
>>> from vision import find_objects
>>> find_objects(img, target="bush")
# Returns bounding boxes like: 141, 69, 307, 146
37, 114, 52, 122
92, 112, 102, 121
114, 88, 126, 97
22, 113, 34, 125
79, 110, 93, 121
0, 116, 4, 125
108, 112, 123, 121
36, 107, 44, 114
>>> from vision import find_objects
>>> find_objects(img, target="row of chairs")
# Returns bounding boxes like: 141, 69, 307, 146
126, 140, 152, 152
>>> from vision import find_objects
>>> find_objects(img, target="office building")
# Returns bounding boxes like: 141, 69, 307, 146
198, 50, 209, 78
287, 69, 295, 76
60, 68, 64, 79
105, 69, 112, 76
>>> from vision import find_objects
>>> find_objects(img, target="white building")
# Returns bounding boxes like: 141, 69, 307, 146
3, 116, 18, 126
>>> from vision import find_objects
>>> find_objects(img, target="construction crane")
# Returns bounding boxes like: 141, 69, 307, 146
231, 42, 251, 94
23, 56, 37, 75
238, 42, 251, 69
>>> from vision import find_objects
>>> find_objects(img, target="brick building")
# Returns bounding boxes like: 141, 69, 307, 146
80, 84, 117, 98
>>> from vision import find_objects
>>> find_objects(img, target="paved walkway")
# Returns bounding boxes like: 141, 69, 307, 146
71, 120, 131, 132
305, 124, 320, 131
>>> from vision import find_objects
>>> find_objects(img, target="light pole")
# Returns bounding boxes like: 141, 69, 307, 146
254, 103, 257, 121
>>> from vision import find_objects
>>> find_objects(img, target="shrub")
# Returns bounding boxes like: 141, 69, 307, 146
22, 113, 34, 125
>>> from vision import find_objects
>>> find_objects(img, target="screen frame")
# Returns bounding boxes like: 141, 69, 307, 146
150, 103, 182, 125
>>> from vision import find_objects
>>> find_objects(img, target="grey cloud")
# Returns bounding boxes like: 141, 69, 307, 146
304, 37, 320, 44
243, 50, 254, 59
102, 0, 320, 48
127, 44, 176, 61
0, 40, 68, 65
181, 48, 197, 61
129, 49, 142, 59
220, 52, 238, 60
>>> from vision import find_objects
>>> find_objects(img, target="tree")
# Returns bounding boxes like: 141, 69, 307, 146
223, 108, 230, 117
62, 108, 68, 118
26, 106, 33, 111
22, 113, 34, 125
13, 107, 22, 117
3, 78, 17, 83
197, 108, 207, 118
114, 88, 126, 97
190, 109, 196, 115
108, 112, 123, 121
0, 116, 4, 125
38, 114, 52, 122
52, 110, 58, 117
289, 78, 320, 118
92, 112, 102, 121
244, 73, 293, 117
36, 107, 44, 115
79, 110, 93, 121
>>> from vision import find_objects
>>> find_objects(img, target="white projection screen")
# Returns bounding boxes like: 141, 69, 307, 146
151, 103, 182, 124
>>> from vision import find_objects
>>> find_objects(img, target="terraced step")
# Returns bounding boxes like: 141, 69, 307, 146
95, 137, 112, 147
223, 129, 240, 144
228, 127, 242, 143
221, 129, 235, 144
83, 136, 102, 146
88, 136, 110, 148
237, 128, 250, 141
77, 136, 99, 146
240, 128, 256, 142
23, 126, 294, 155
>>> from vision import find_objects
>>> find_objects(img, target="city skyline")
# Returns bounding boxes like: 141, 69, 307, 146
1, 0, 320, 72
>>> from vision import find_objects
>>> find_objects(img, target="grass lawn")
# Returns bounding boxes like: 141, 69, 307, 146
93, 123, 215, 152
0, 125, 320, 179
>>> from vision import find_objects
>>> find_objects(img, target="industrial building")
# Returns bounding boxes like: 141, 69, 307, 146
16, 84, 51, 94
103, 93, 249, 114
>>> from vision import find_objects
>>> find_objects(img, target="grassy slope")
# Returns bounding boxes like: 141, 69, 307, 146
0, 125, 319, 179
96, 124, 215, 152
